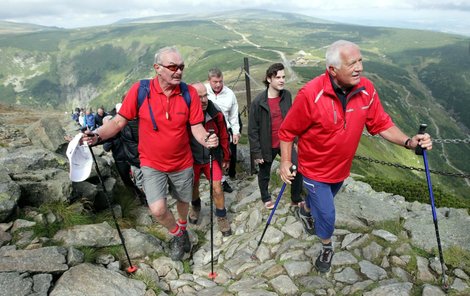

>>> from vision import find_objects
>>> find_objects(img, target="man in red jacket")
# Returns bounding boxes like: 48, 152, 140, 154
189, 82, 232, 236
279, 40, 432, 273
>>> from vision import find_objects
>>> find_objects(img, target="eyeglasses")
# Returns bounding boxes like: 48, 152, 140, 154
159, 63, 185, 72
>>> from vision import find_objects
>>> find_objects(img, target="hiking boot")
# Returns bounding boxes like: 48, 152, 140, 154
294, 206, 315, 235
169, 234, 185, 261
315, 245, 334, 273
223, 181, 233, 193
188, 206, 201, 224
217, 216, 232, 237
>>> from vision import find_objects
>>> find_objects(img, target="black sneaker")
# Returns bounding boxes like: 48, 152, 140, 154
169, 234, 185, 261
223, 181, 233, 193
294, 206, 315, 235
315, 245, 334, 273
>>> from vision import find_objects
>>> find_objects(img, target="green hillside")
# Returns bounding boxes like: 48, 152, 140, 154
0, 9, 468, 197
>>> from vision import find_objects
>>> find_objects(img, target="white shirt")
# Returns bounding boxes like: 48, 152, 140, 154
204, 83, 240, 135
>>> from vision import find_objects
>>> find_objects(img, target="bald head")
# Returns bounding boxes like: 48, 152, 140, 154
191, 82, 209, 111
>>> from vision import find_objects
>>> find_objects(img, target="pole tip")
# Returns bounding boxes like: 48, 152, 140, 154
126, 266, 138, 273
208, 272, 217, 279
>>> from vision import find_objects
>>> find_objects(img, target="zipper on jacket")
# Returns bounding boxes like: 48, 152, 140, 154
342, 86, 366, 130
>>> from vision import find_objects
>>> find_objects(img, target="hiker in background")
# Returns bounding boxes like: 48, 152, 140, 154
94, 107, 108, 128
81, 46, 219, 261
84, 108, 96, 130
71, 108, 80, 124
78, 110, 86, 128
279, 40, 433, 273
248, 63, 307, 215
189, 82, 232, 236
205, 68, 240, 193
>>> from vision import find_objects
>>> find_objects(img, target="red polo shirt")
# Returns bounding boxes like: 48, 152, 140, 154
119, 78, 204, 172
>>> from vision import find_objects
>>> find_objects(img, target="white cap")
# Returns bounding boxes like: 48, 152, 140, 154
66, 133, 93, 182
115, 103, 122, 113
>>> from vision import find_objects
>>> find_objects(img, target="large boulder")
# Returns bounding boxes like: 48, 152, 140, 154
0, 170, 21, 222
24, 117, 68, 153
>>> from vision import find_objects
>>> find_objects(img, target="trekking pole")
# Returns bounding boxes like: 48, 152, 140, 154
415, 124, 448, 292
206, 129, 217, 280
251, 165, 296, 260
88, 145, 137, 274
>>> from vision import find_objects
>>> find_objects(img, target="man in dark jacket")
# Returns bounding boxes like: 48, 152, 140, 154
102, 115, 146, 205
189, 82, 232, 236
248, 63, 309, 219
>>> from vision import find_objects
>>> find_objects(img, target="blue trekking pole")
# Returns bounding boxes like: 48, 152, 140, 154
251, 165, 296, 260
415, 124, 448, 292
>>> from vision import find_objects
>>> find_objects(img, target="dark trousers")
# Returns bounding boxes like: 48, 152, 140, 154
228, 142, 237, 178
258, 147, 303, 203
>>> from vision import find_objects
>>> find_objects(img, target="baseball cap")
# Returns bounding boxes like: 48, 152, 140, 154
66, 133, 93, 182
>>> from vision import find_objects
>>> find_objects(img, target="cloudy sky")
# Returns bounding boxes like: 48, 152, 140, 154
1, 0, 470, 36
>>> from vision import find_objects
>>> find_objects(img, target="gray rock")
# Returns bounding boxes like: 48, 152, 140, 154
454, 268, 469, 280
0, 246, 68, 273
359, 260, 388, 281
451, 278, 469, 292
0, 171, 21, 222
416, 256, 435, 282
363, 282, 413, 296
122, 228, 163, 259
372, 229, 398, 243
341, 233, 362, 249
24, 118, 68, 153
0, 229, 12, 246
350, 280, 374, 294
298, 276, 333, 290
334, 266, 361, 284
421, 284, 447, 296
392, 267, 412, 282
283, 261, 312, 278
32, 274, 53, 294
11, 218, 36, 232
269, 275, 299, 295
0, 272, 33, 296
50, 263, 146, 296
53, 221, 121, 247
404, 207, 470, 252
66, 246, 84, 267
362, 241, 383, 262
331, 251, 358, 266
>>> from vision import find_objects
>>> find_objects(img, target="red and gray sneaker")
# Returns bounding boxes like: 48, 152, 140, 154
315, 244, 334, 273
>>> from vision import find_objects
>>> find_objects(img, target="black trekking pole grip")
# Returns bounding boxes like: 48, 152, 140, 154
415, 123, 427, 155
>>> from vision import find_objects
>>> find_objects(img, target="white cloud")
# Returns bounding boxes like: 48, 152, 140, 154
0, 0, 469, 35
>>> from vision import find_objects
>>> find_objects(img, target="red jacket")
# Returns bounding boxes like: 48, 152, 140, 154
279, 71, 394, 183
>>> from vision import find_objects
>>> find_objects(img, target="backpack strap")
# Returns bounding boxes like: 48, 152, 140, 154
138, 79, 159, 130
137, 80, 191, 131
179, 81, 191, 109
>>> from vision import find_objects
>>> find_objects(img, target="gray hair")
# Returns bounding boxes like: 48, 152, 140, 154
208, 68, 223, 79
154, 46, 182, 64
325, 40, 359, 69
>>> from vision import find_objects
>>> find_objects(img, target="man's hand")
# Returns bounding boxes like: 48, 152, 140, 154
411, 133, 432, 151
279, 160, 296, 184
205, 133, 219, 149
222, 161, 230, 170
232, 133, 241, 145
254, 158, 264, 165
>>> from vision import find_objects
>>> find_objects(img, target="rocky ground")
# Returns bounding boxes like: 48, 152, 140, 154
0, 104, 470, 295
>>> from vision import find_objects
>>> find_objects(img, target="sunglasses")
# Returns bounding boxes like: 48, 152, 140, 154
159, 63, 185, 72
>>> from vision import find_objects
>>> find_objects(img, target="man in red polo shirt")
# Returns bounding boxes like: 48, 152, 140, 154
82, 46, 219, 261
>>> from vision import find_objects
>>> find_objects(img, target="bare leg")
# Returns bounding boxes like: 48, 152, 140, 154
149, 198, 177, 230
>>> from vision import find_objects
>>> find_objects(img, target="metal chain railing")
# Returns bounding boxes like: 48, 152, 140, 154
354, 155, 470, 179
361, 131, 470, 144
229, 66, 244, 90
